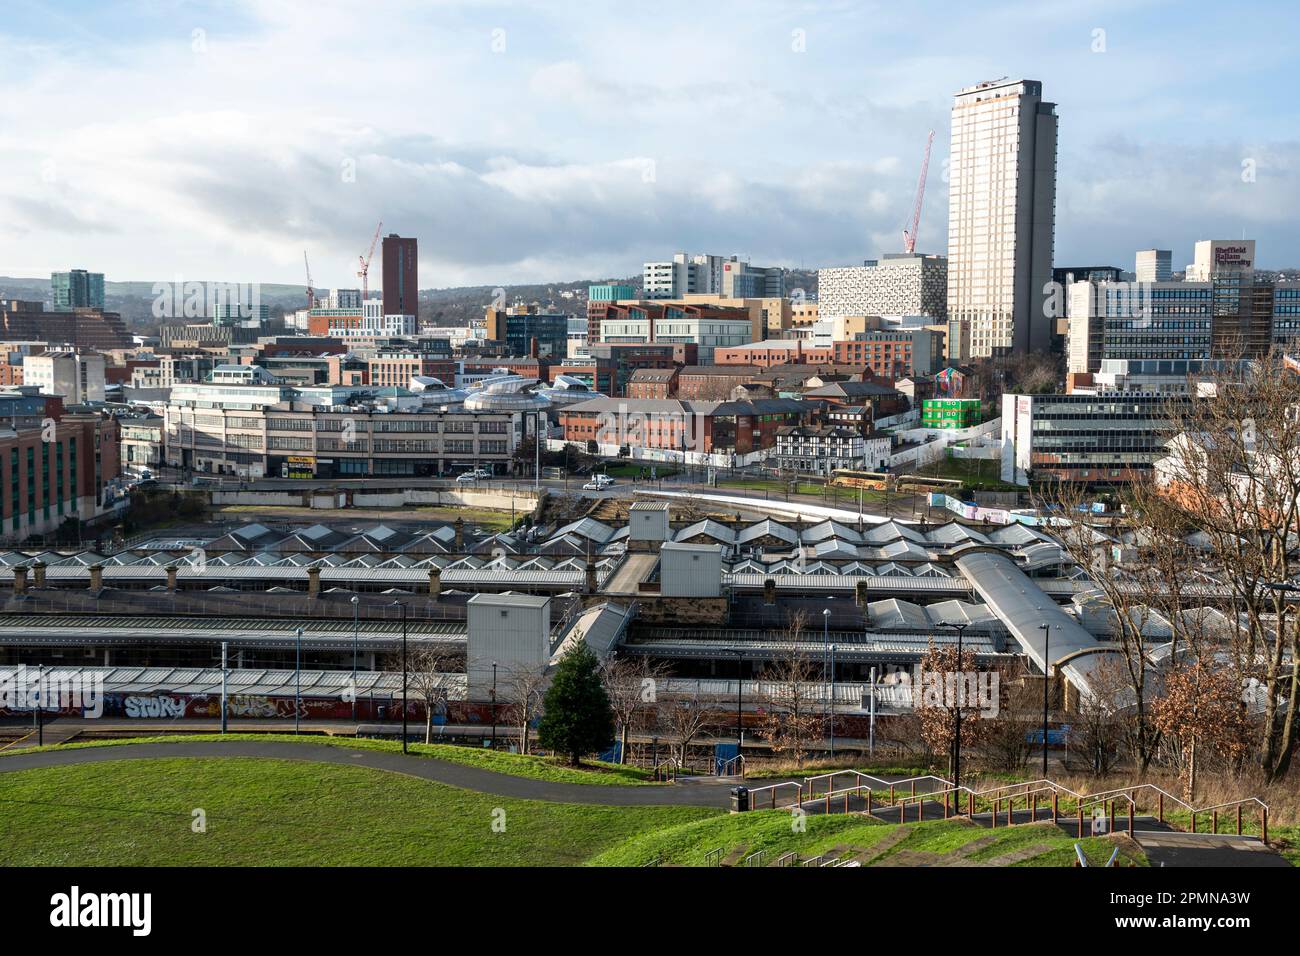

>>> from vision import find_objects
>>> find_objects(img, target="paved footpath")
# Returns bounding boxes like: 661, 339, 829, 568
0, 740, 740, 807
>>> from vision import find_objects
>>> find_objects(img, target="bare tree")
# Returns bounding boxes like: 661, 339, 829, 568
980, 661, 1043, 774
405, 644, 459, 745
759, 610, 823, 767
1033, 479, 1162, 771
601, 655, 667, 764
1151, 351, 1300, 781
915, 640, 990, 775
1066, 656, 1129, 776
660, 685, 718, 767
500, 661, 549, 755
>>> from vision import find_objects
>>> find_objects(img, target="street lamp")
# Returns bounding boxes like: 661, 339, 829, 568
1040, 622, 1052, 776
938, 621, 968, 789
350, 594, 360, 722
730, 647, 745, 764
491, 660, 498, 749
294, 626, 303, 735
392, 601, 409, 754
34, 664, 44, 747
829, 642, 837, 755
822, 608, 831, 755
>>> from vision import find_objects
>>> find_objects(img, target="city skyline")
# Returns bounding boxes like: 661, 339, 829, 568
0, 1, 1297, 289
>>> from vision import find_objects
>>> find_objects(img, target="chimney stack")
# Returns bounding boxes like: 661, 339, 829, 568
13, 565, 28, 595
307, 566, 321, 597
31, 561, 46, 588
855, 581, 870, 609
88, 564, 104, 592
454, 517, 465, 551
165, 565, 178, 592
763, 578, 777, 605
428, 566, 442, 598
584, 560, 597, 594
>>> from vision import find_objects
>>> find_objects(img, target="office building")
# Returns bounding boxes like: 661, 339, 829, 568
381, 234, 419, 317
1001, 392, 1188, 485
720, 259, 785, 299
22, 351, 106, 404
1135, 250, 1172, 283
0, 388, 120, 540
587, 283, 635, 342
51, 270, 105, 310
483, 304, 569, 359
0, 300, 131, 351
594, 303, 752, 363
947, 78, 1057, 359
818, 255, 948, 321
642, 253, 782, 301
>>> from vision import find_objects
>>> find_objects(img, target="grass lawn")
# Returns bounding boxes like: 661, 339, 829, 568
1273, 825, 1300, 866
1, 734, 659, 786
718, 477, 890, 506
589, 811, 1144, 867
0, 758, 716, 866
910, 455, 1023, 490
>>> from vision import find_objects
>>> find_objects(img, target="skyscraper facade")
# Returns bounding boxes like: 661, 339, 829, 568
51, 270, 105, 310
947, 78, 1057, 359
1135, 249, 1173, 283
381, 234, 418, 317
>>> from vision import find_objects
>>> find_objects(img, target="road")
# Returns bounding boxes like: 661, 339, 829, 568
152, 468, 927, 523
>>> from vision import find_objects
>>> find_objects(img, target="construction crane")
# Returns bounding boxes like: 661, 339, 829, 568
902, 130, 935, 255
357, 220, 383, 302
303, 250, 315, 309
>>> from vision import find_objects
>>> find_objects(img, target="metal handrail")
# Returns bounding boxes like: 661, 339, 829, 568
718, 754, 746, 777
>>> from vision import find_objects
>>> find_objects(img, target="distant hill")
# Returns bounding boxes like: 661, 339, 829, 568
0, 267, 823, 330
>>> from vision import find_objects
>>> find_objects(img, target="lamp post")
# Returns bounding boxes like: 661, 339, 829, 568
34, 664, 44, 747
731, 647, 745, 764
868, 665, 877, 759
294, 626, 302, 735
490, 661, 498, 749
394, 601, 409, 754
220, 641, 228, 734
938, 621, 968, 789
829, 642, 837, 755
1040, 622, 1051, 776
822, 608, 831, 755
350, 594, 360, 722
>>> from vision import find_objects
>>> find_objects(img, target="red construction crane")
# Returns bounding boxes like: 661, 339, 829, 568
357, 220, 383, 301
303, 250, 315, 310
902, 130, 935, 255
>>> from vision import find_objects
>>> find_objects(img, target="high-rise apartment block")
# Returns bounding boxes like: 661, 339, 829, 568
51, 270, 105, 310
947, 78, 1057, 359
381, 234, 418, 317
818, 254, 948, 321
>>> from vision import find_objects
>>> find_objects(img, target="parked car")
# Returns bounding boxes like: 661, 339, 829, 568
582, 479, 608, 491
455, 472, 478, 484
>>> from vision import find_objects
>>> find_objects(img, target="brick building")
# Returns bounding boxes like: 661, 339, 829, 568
676, 365, 761, 400
626, 367, 680, 399
0, 389, 121, 540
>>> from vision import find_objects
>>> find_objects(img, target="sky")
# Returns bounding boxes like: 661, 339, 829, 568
0, 0, 1296, 290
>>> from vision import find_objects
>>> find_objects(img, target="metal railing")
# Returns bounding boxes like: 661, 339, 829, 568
744, 767, 1271, 845
717, 754, 746, 777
